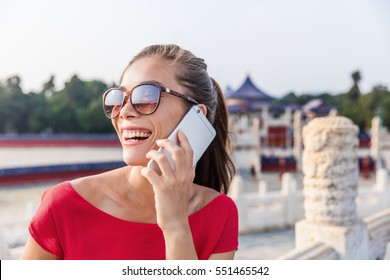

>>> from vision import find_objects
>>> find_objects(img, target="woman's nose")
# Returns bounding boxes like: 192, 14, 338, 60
120, 95, 139, 119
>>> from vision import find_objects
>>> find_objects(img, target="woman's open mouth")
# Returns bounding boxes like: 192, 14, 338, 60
122, 130, 152, 143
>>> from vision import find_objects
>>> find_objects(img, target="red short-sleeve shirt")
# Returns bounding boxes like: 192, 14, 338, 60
29, 182, 239, 260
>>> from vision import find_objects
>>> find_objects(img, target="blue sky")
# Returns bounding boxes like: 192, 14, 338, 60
0, 0, 389, 97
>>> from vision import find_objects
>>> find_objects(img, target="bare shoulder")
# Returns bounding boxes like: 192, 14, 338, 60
197, 185, 221, 200
70, 168, 125, 202
190, 184, 221, 214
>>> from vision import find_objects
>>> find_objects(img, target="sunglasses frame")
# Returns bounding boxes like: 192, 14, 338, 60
102, 82, 199, 119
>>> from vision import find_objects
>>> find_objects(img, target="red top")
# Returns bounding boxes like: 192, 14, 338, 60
29, 181, 239, 260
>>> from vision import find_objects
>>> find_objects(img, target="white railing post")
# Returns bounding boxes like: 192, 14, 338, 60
0, 231, 6, 259
281, 172, 297, 226
375, 168, 390, 210
229, 175, 249, 233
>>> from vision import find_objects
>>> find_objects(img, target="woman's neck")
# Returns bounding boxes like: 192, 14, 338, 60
125, 165, 155, 199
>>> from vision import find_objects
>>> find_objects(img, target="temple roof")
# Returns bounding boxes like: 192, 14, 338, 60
228, 75, 273, 101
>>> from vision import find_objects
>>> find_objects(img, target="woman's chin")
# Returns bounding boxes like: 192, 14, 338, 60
122, 155, 148, 167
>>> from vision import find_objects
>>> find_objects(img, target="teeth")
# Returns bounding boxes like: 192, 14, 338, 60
123, 130, 151, 139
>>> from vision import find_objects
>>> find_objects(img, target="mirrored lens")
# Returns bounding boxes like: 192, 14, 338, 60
132, 84, 160, 114
104, 89, 124, 118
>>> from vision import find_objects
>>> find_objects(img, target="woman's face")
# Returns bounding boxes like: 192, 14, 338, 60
112, 56, 189, 166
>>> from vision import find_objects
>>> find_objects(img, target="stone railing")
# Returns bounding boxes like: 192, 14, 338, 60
229, 169, 390, 234
0, 227, 28, 260
229, 173, 303, 233
278, 242, 339, 260
0, 216, 30, 260
277, 208, 390, 260
364, 208, 390, 259
278, 116, 389, 259
355, 169, 390, 217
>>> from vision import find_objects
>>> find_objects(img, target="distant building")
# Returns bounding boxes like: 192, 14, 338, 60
227, 75, 370, 175
227, 75, 296, 174
226, 75, 273, 113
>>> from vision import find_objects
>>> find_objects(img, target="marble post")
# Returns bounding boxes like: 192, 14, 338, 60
293, 110, 303, 172
261, 107, 269, 149
251, 116, 261, 174
370, 116, 380, 168
285, 107, 292, 150
295, 116, 369, 259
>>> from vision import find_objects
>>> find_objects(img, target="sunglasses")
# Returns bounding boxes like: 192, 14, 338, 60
102, 82, 199, 119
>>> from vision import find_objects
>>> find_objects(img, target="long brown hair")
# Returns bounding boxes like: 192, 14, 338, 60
123, 44, 235, 194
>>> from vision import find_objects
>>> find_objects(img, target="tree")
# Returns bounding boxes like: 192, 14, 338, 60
280, 92, 298, 104
346, 71, 361, 100
6, 76, 23, 95
41, 75, 56, 96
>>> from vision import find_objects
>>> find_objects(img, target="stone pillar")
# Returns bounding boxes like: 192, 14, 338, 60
370, 116, 380, 168
293, 110, 303, 172
375, 168, 390, 210
295, 116, 369, 259
228, 175, 248, 233
261, 107, 269, 149
281, 172, 297, 226
284, 107, 292, 150
251, 116, 261, 174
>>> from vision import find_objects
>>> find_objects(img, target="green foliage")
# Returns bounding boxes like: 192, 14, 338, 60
0, 75, 114, 134
0, 74, 389, 134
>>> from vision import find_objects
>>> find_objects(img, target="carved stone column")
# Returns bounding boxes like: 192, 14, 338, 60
302, 116, 359, 225
295, 116, 369, 259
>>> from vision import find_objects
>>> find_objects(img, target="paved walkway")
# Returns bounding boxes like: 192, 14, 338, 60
236, 229, 295, 259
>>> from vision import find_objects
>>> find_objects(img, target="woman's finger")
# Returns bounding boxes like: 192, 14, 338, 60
176, 130, 193, 164
140, 166, 162, 186
156, 138, 190, 168
146, 149, 174, 177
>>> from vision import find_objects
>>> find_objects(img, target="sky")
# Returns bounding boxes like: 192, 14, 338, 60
0, 0, 389, 97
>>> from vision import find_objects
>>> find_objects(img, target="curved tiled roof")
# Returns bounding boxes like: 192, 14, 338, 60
228, 76, 273, 101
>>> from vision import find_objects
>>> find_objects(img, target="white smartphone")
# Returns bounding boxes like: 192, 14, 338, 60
147, 105, 216, 175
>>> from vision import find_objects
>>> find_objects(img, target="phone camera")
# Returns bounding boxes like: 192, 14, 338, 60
197, 109, 200, 113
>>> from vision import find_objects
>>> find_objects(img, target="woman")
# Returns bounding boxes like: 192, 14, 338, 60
20, 44, 238, 260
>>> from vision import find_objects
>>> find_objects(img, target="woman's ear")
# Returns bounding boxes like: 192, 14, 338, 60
197, 104, 207, 116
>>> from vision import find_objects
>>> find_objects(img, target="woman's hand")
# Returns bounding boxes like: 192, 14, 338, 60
141, 130, 195, 232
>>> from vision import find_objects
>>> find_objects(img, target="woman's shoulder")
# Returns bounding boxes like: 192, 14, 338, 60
42, 181, 73, 200
191, 185, 236, 215
69, 168, 123, 204
71, 167, 122, 187
36, 181, 77, 212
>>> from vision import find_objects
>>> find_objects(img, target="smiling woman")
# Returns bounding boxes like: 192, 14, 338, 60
19, 44, 238, 260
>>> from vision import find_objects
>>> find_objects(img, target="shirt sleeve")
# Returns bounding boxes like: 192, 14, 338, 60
212, 195, 239, 254
28, 185, 64, 259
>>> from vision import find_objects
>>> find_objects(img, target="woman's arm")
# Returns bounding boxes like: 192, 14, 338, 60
142, 131, 236, 260
141, 130, 199, 259
162, 224, 198, 260
209, 250, 236, 260
19, 236, 57, 260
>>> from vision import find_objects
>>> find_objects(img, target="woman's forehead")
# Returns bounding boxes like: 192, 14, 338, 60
121, 57, 183, 93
